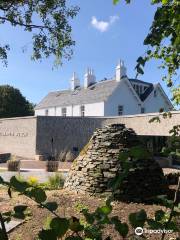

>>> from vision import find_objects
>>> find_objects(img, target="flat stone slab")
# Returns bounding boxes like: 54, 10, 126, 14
4, 220, 23, 233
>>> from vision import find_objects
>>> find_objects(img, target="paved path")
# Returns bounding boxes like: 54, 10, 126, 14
0, 159, 72, 170
0, 170, 68, 183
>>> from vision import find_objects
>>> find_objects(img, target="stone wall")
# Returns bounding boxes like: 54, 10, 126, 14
36, 116, 106, 159
64, 124, 134, 194
0, 111, 179, 159
64, 124, 168, 202
0, 117, 37, 158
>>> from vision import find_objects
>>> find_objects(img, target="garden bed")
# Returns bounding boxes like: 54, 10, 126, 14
0, 188, 179, 240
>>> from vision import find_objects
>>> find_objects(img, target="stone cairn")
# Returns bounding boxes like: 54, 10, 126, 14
64, 124, 168, 202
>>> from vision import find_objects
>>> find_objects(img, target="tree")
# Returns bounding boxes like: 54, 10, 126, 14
114, 0, 180, 106
0, 85, 34, 118
0, 0, 79, 66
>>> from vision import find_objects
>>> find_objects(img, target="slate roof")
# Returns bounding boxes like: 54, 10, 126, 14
129, 79, 154, 101
35, 78, 154, 110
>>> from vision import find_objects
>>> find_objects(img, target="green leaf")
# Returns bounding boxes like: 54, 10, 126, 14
28, 188, 47, 203
44, 202, 58, 211
69, 217, 84, 232
81, 208, 95, 224
113, 0, 119, 4
111, 217, 129, 237
98, 205, 112, 215
130, 146, 150, 159
65, 237, 82, 240
137, 56, 146, 66
0, 176, 4, 184
147, 219, 163, 229
116, 223, 129, 237
10, 176, 29, 192
155, 210, 165, 221
129, 210, 147, 228
14, 205, 28, 213
0, 228, 8, 240
8, 187, 12, 198
38, 229, 57, 240
156, 195, 173, 208
50, 217, 69, 237
119, 151, 129, 161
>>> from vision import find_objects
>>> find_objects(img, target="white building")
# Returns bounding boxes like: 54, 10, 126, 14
35, 61, 173, 117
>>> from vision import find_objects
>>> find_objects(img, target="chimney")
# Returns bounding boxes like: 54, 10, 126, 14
84, 68, 96, 88
70, 72, 80, 91
116, 60, 127, 82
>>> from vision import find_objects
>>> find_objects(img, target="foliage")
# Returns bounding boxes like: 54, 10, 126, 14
7, 156, 20, 172
47, 173, 64, 189
46, 161, 59, 172
27, 176, 39, 187
0, 0, 79, 66
165, 172, 180, 185
113, 0, 180, 106
0, 149, 180, 240
0, 85, 34, 118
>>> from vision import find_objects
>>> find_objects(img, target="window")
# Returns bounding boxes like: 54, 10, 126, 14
154, 90, 157, 97
140, 85, 143, 94
118, 105, 123, 116
141, 107, 145, 114
45, 109, 49, 116
80, 105, 85, 117
62, 108, 67, 117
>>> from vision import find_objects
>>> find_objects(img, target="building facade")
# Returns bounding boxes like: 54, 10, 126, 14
35, 60, 173, 116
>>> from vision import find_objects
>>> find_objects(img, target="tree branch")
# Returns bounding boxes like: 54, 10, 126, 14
0, 212, 8, 240
0, 16, 50, 30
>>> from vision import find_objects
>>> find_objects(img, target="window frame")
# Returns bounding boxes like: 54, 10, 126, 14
80, 105, 85, 117
141, 107, 145, 114
45, 109, 49, 116
118, 105, 124, 116
61, 107, 67, 117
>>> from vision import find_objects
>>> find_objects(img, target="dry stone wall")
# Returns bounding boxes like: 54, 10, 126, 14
64, 124, 138, 194
64, 124, 168, 202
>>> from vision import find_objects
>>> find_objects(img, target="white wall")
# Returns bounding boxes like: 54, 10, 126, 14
144, 87, 171, 113
104, 79, 141, 116
35, 102, 104, 117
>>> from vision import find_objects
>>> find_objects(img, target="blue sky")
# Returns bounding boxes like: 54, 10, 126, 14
0, 0, 172, 104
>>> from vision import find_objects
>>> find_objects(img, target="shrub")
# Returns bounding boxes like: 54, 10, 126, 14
46, 160, 59, 172
165, 172, 180, 185
7, 156, 20, 172
47, 173, 64, 189
28, 176, 39, 186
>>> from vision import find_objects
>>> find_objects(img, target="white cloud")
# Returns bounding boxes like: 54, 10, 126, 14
91, 15, 119, 32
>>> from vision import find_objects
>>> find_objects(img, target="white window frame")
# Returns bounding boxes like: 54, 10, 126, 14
80, 105, 85, 117
61, 107, 67, 117
45, 109, 49, 116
